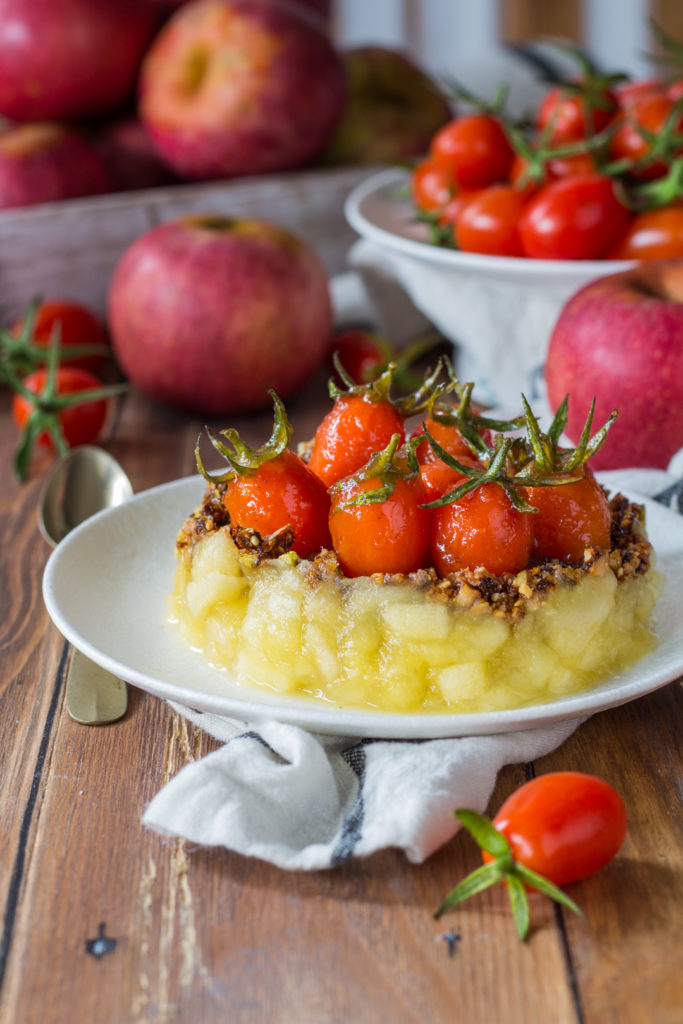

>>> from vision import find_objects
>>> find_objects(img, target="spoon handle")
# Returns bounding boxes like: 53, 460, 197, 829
65, 648, 128, 725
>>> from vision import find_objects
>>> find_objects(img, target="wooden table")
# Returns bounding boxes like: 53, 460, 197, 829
1, 377, 681, 1024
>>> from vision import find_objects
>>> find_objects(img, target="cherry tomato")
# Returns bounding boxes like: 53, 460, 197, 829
308, 394, 406, 488
526, 472, 611, 564
328, 328, 391, 385
606, 204, 683, 260
429, 114, 514, 190
483, 772, 627, 888
455, 184, 528, 257
329, 471, 431, 577
610, 93, 683, 179
537, 84, 618, 144
411, 158, 453, 212
615, 77, 664, 109
224, 448, 331, 559
12, 366, 110, 448
431, 482, 534, 576
436, 189, 481, 237
12, 299, 109, 371
518, 174, 631, 260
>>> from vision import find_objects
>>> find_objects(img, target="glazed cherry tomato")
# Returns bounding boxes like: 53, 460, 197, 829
483, 772, 627, 888
224, 448, 331, 559
431, 482, 534, 576
606, 204, 683, 260
12, 299, 109, 371
518, 174, 630, 260
526, 471, 611, 564
429, 114, 514, 190
12, 366, 110, 448
411, 157, 453, 212
455, 184, 528, 257
329, 468, 431, 577
610, 93, 683, 179
537, 84, 619, 144
308, 393, 406, 488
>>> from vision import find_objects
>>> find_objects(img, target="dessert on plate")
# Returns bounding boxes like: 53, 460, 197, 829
169, 362, 659, 715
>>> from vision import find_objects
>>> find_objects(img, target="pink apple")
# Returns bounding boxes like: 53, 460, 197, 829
545, 260, 683, 469
318, 47, 452, 166
0, 123, 114, 209
0, 0, 160, 122
138, 0, 347, 179
107, 214, 333, 415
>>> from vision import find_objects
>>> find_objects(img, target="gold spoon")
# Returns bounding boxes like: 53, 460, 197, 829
39, 445, 133, 724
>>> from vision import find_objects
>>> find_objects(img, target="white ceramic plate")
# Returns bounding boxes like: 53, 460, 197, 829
344, 167, 634, 289
43, 474, 683, 739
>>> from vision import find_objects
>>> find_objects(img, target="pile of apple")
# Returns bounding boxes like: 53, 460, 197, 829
0, 0, 452, 210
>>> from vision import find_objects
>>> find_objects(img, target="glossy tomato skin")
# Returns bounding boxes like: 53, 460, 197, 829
610, 93, 683, 179
431, 482, 534, 576
224, 449, 331, 559
455, 184, 528, 256
518, 174, 630, 260
537, 86, 618, 144
607, 205, 683, 260
308, 394, 406, 488
484, 772, 627, 888
411, 157, 453, 212
12, 366, 109, 447
526, 473, 611, 564
429, 114, 514, 191
329, 474, 431, 577
13, 299, 109, 371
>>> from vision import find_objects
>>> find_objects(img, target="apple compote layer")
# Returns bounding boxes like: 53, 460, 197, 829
169, 486, 659, 714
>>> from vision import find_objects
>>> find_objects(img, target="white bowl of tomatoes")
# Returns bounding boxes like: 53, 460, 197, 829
345, 68, 683, 406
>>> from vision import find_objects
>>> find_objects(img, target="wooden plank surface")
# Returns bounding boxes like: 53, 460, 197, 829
0, 372, 681, 1024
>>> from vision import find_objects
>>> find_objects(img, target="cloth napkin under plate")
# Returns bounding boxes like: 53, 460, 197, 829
142, 464, 682, 870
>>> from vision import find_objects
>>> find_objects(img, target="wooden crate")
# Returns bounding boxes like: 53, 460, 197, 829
0, 165, 373, 323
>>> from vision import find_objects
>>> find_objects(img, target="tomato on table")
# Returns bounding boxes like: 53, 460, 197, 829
12, 366, 111, 448
429, 114, 514, 190
12, 299, 109, 371
518, 174, 631, 260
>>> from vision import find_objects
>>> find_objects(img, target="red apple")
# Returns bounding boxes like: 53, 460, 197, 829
318, 47, 452, 166
107, 214, 333, 415
0, 123, 114, 209
138, 0, 347, 180
0, 0, 160, 121
545, 260, 683, 469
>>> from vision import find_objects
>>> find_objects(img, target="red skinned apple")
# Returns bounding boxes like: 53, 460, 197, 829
545, 260, 683, 469
89, 115, 180, 192
138, 0, 347, 179
107, 214, 333, 415
319, 47, 452, 166
0, 123, 114, 209
0, 0, 160, 121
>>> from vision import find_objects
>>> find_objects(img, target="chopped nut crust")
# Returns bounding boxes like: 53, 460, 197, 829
176, 482, 652, 622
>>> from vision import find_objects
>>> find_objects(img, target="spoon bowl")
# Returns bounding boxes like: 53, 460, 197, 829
39, 445, 133, 724
39, 445, 133, 548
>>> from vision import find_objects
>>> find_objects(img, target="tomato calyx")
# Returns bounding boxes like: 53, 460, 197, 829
330, 352, 445, 419
434, 809, 582, 941
196, 390, 292, 484
330, 432, 421, 510
517, 393, 617, 476
622, 154, 683, 210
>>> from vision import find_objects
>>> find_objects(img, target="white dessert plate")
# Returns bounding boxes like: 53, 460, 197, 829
43, 474, 683, 739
